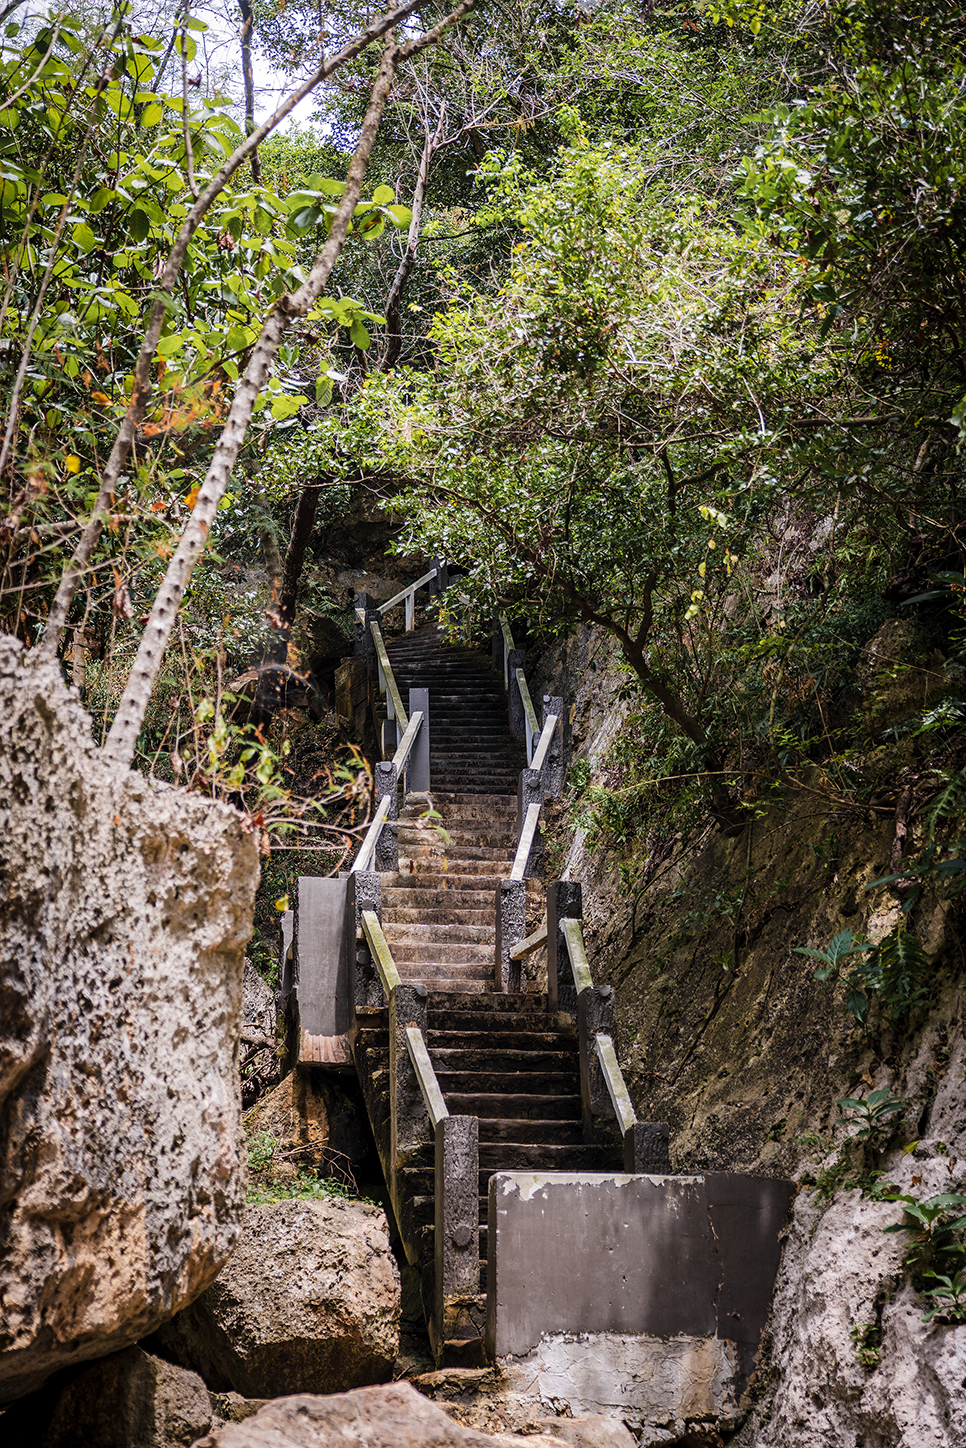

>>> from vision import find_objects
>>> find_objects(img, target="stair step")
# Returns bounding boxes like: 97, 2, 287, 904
437, 1070, 578, 1094
477, 1118, 585, 1145
443, 1092, 582, 1118
389, 942, 494, 965
384, 922, 496, 943
428, 1029, 573, 1051
433, 1047, 575, 1070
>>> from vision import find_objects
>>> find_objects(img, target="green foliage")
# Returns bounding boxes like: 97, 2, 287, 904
835, 1088, 906, 1142
794, 927, 932, 1026
921, 1267, 966, 1325
850, 1320, 882, 1369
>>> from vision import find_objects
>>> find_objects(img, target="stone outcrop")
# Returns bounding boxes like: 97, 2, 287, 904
0, 1346, 213, 1446
736, 1021, 966, 1448
0, 637, 259, 1403
191, 1381, 565, 1448
154, 1197, 400, 1398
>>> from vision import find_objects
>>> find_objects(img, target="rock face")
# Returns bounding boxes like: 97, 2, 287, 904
736, 1023, 966, 1448
192, 1380, 563, 1448
243, 1070, 370, 1189
155, 1197, 400, 1398
0, 637, 259, 1404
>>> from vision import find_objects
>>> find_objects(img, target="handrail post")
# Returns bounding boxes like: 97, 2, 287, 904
506, 648, 526, 740
577, 984, 616, 1143
346, 870, 383, 1017
434, 1114, 480, 1357
541, 695, 565, 799
495, 878, 526, 993
389, 982, 432, 1167
375, 761, 398, 872
353, 592, 376, 675
407, 687, 430, 794
547, 879, 583, 1013
624, 1121, 672, 1174
516, 766, 543, 879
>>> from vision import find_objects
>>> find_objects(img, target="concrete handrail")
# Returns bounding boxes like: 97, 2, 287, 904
594, 1033, 637, 1135
391, 709, 424, 772
561, 916, 594, 994
370, 618, 408, 732
353, 794, 393, 874
509, 919, 548, 962
530, 712, 558, 774
510, 802, 542, 882
405, 1024, 450, 1128
360, 908, 402, 994
514, 667, 540, 764
378, 566, 439, 630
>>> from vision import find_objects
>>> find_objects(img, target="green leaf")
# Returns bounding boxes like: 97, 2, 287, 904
349, 318, 370, 349
73, 222, 97, 253
141, 102, 163, 127
371, 184, 395, 205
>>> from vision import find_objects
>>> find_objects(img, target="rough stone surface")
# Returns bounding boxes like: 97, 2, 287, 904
243, 1070, 369, 1186
243, 963, 275, 1038
500, 1334, 738, 1440
0, 637, 259, 1404
156, 1197, 400, 1398
190, 1381, 568, 1448
735, 1027, 966, 1448
0, 1346, 212, 1446
529, 1417, 636, 1448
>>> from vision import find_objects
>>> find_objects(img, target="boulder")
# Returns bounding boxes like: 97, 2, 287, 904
190, 1381, 566, 1448
293, 609, 351, 669
55, 1347, 209, 1447
155, 1197, 400, 1398
0, 637, 259, 1404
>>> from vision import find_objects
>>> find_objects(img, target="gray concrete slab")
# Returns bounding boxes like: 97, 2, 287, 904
294, 875, 349, 1037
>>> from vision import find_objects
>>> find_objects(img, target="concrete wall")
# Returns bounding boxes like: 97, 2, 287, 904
294, 875, 349, 1037
485, 1170, 792, 1390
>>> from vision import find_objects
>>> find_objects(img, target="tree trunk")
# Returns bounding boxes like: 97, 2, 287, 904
240, 0, 261, 184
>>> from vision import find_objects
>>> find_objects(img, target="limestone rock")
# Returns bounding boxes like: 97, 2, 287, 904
156, 1197, 400, 1397
191, 1381, 561, 1448
293, 609, 350, 669
528, 1419, 636, 1448
0, 1346, 211, 1446
0, 638, 259, 1404
738, 1027, 966, 1448
243, 962, 275, 1038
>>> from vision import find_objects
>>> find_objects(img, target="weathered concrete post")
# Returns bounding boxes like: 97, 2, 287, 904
491, 615, 503, 675
506, 647, 526, 740
624, 1121, 672, 1174
375, 760, 398, 872
517, 765, 543, 879
434, 1114, 480, 1355
353, 591, 377, 672
345, 870, 382, 1023
577, 983, 616, 1140
547, 879, 583, 1014
495, 879, 526, 992
541, 694, 566, 799
389, 984, 431, 1168
407, 687, 430, 794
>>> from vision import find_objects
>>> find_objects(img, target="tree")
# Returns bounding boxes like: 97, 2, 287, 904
1, 0, 477, 772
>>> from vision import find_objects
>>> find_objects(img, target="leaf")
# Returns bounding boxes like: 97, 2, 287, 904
274, 895, 289, 912
141, 102, 163, 127
73, 222, 97, 253
349, 318, 370, 349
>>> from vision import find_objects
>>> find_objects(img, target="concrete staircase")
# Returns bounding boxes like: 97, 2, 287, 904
352, 623, 619, 1359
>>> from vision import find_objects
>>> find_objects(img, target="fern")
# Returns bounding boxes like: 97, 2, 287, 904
866, 926, 932, 1023
926, 766, 966, 838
